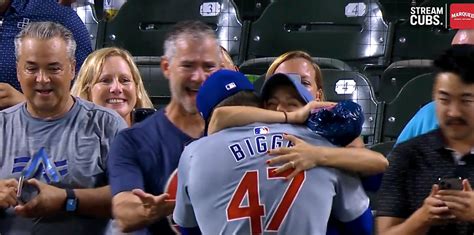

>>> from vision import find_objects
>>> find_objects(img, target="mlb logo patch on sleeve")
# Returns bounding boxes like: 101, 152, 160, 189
254, 126, 270, 135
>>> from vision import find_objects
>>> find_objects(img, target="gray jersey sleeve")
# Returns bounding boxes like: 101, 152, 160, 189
332, 170, 370, 222
278, 123, 370, 222
173, 145, 198, 228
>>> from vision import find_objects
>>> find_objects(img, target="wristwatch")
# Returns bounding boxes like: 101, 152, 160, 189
65, 188, 78, 212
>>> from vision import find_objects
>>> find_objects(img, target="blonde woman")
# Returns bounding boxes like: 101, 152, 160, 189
220, 46, 239, 71
266, 50, 325, 101
72, 47, 153, 126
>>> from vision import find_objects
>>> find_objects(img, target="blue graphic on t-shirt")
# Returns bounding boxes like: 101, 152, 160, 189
12, 148, 67, 183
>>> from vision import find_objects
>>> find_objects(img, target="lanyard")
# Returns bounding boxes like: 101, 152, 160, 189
21, 147, 60, 183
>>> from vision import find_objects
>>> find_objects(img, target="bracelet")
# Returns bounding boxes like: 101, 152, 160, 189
283, 111, 288, 123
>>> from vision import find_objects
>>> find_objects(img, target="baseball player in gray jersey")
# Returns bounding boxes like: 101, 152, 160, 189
173, 70, 372, 235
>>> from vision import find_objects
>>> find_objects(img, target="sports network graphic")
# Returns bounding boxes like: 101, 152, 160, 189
409, 3, 474, 29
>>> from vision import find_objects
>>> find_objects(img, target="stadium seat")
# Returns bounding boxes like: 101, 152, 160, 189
246, 0, 388, 67
321, 70, 382, 145
73, 2, 99, 49
378, 59, 434, 102
389, 21, 455, 62
232, 0, 270, 21
99, 0, 243, 61
133, 57, 170, 108
377, 0, 411, 23
366, 140, 395, 210
369, 140, 395, 158
380, 73, 435, 140
239, 57, 353, 76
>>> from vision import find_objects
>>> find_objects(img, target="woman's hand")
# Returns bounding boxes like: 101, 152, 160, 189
266, 134, 326, 179
287, 101, 336, 124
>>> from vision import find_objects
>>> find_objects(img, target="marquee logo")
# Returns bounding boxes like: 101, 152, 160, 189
410, 6, 445, 26
450, 4, 474, 29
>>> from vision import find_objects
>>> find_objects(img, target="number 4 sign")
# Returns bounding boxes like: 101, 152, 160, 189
345, 3, 367, 17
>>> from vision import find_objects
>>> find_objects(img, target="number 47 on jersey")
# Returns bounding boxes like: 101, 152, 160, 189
226, 168, 306, 234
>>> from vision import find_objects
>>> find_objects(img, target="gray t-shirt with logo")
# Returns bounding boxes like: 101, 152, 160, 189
0, 97, 127, 235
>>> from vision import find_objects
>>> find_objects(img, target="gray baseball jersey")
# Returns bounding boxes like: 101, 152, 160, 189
0, 98, 127, 235
174, 123, 369, 235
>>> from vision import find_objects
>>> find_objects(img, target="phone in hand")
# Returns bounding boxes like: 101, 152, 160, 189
438, 177, 463, 190
16, 176, 39, 204
132, 108, 157, 124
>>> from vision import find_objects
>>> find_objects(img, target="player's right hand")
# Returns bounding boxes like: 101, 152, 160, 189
132, 189, 175, 220
0, 179, 18, 209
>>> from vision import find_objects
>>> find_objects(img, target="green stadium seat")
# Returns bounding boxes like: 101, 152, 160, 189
133, 56, 170, 108
367, 140, 394, 209
389, 21, 454, 62
246, 0, 388, 66
99, 0, 243, 61
380, 73, 435, 140
378, 59, 434, 102
232, 0, 270, 21
239, 57, 353, 76
322, 70, 382, 145
369, 140, 395, 158
377, 0, 411, 22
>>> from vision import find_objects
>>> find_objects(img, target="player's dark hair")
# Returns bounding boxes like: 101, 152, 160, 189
204, 91, 261, 135
434, 44, 474, 84
207, 91, 261, 123
215, 90, 262, 109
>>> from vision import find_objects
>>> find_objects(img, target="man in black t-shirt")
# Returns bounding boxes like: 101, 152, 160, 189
377, 44, 474, 235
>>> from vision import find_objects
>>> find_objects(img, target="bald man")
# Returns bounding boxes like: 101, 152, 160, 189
396, 30, 474, 144
452, 30, 474, 45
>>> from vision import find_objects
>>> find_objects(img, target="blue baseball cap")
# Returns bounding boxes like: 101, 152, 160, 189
197, 69, 254, 121
260, 73, 314, 104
